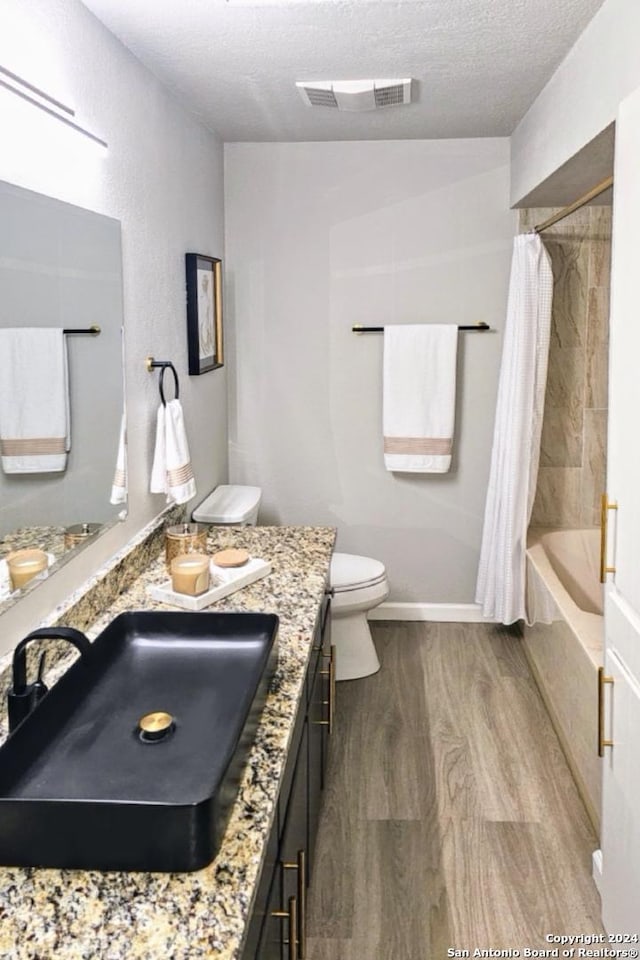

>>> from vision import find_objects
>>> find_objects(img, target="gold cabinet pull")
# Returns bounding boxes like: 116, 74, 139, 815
283, 849, 306, 958
272, 896, 298, 960
287, 896, 298, 960
329, 644, 335, 734
598, 666, 615, 757
600, 493, 619, 583
318, 645, 336, 735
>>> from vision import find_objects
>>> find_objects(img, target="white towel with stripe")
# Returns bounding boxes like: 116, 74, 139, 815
110, 412, 127, 505
0, 328, 70, 474
383, 324, 458, 473
150, 399, 197, 504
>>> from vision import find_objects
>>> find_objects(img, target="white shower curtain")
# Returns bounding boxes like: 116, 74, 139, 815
475, 232, 553, 624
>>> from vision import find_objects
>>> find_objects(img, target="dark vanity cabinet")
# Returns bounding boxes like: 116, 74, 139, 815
243, 596, 334, 960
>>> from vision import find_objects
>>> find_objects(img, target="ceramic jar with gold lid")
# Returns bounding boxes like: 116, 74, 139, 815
164, 523, 207, 569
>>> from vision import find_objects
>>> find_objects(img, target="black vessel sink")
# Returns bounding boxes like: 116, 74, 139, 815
0, 611, 279, 872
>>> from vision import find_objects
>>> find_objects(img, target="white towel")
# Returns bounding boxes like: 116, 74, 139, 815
0, 559, 11, 601
0, 328, 70, 474
383, 324, 458, 473
150, 398, 197, 505
110, 412, 127, 505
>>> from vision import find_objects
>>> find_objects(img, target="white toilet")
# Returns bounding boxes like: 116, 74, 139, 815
192, 484, 262, 527
192, 485, 389, 682
329, 552, 389, 681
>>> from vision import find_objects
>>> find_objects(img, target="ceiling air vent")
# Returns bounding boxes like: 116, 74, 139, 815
304, 84, 338, 108
296, 79, 412, 112
374, 82, 409, 107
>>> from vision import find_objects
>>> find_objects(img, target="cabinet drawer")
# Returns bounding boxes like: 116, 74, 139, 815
242, 812, 279, 960
278, 694, 306, 830
255, 869, 285, 960
306, 596, 331, 706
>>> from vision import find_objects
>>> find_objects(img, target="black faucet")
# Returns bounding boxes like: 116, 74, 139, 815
7, 627, 92, 733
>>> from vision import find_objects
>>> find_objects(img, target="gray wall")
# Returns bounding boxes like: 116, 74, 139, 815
224, 139, 515, 603
0, 0, 227, 649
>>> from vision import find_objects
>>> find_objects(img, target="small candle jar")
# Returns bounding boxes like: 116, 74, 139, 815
170, 553, 210, 596
165, 523, 207, 570
64, 522, 101, 550
6, 549, 49, 591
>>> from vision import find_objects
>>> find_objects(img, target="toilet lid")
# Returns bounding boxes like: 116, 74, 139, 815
192, 485, 261, 524
330, 553, 386, 591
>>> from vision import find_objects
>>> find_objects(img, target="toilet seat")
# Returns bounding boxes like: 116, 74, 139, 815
330, 553, 386, 593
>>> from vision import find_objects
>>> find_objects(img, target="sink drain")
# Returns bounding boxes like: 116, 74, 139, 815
137, 711, 175, 743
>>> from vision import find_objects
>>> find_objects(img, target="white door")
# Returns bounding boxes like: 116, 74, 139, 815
600, 637, 640, 933
601, 82, 640, 931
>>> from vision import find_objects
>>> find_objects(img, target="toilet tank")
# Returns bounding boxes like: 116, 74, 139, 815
192, 485, 262, 526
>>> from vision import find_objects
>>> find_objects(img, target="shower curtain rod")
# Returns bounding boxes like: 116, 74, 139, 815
533, 175, 614, 233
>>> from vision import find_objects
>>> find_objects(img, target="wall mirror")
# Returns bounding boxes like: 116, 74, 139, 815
0, 180, 126, 614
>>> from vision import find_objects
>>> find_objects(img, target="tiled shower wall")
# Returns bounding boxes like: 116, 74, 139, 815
519, 205, 612, 528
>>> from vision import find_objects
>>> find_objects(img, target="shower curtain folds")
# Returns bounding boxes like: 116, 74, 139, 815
475, 233, 553, 625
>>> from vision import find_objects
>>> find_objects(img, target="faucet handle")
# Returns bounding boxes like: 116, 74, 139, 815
31, 650, 49, 703
36, 650, 47, 684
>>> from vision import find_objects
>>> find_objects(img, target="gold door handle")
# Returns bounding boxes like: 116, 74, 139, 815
318, 645, 336, 734
600, 493, 618, 583
283, 849, 306, 958
598, 666, 615, 757
272, 896, 298, 960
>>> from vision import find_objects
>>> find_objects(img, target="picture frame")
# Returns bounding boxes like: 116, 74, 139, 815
185, 253, 223, 375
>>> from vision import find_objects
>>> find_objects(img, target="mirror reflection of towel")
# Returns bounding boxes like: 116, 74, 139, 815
0, 328, 70, 474
110, 412, 127, 505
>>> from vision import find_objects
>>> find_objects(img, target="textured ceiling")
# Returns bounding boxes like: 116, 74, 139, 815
80, 0, 606, 142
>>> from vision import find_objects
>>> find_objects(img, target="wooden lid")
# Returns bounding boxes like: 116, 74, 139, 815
212, 548, 250, 568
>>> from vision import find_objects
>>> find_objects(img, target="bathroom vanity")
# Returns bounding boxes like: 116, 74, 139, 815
0, 521, 335, 960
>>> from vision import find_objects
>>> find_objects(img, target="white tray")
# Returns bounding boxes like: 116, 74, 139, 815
147, 557, 272, 611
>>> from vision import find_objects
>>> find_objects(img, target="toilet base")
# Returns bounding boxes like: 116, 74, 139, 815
331, 611, 380, 681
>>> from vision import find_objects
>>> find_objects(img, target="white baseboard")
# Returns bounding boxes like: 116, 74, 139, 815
368, 602, 497, 623
592, 849, 603, 894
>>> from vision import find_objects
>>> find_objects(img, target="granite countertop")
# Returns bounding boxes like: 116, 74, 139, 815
0, 525, 336, 960
0, 525, 69, 564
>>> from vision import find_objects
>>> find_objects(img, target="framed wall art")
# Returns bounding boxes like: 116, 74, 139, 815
185, 253, 223, 375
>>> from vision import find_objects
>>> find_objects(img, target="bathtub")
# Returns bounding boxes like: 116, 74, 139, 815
525, 528, 604, 832
539, 528, 603, 615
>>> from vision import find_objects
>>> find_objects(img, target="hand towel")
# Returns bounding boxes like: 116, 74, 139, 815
110, 412, 128, 505
150, 403, 167, 495
0, 328, 70, 474
383, 324, 458, 473
0, 559, 11, 602
150, 399, 197, 504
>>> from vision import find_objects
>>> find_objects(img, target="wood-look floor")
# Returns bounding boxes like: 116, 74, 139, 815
306, 622, 603, 959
